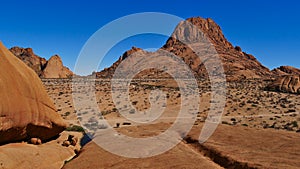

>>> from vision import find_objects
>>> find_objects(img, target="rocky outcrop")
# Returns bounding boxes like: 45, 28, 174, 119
9, 47, 47, 77
96, 17, 272, 81
0, 143, 75, 169
0, 131, 83, 169
42, 55, 73, 78
0, 42, 67, 145
10, 47, 73, 78
272, 66, 300, 76
266, 75, 300, 94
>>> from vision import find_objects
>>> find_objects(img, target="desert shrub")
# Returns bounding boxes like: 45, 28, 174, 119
101, 110, 110, 116
65, 125, 85, 133
64, 112, 70, 116
129, 109, 135, 114
291, 121, 298, 128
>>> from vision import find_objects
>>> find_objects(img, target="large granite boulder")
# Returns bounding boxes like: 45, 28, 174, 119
0, 42, 66, 144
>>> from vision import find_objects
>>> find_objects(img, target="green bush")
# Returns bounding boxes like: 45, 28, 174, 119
65, 125, 85, 133
291, 121, 298, 128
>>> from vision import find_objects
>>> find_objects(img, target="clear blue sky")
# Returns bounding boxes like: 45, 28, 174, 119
1, 0, 299, 72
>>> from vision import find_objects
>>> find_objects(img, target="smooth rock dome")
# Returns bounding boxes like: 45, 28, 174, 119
0, 42, 66, 144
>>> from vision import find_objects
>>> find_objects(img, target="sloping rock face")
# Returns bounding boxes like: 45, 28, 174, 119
42, 55, 73, 78
10, 47, 73, 78
266, 75, 300, 94
272, 66, 300, 76
0, 131, 83, 169
0, 143, 75, 169
96, 17, 272, 81
0, 42, 67, 145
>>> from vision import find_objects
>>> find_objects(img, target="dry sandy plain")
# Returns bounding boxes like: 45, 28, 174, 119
41, 78, 300, 169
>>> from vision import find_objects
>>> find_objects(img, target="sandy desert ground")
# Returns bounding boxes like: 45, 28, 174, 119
43, 78, 300, 132
39, 78, 300, 168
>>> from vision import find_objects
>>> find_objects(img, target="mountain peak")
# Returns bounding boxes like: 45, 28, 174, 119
120, 46, 143, 61
96, 16, 273, 80
42, 54, 72, 78
9, 46, 73, 78
173, 17, 234, 50
48, 55, 63, 64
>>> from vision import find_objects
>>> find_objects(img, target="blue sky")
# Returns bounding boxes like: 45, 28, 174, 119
0, 0, 299, 72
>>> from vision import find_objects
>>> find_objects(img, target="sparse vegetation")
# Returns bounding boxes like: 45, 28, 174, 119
65, 125, 85, 133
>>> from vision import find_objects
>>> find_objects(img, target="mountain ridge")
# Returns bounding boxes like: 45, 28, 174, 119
95, 17, 274, 81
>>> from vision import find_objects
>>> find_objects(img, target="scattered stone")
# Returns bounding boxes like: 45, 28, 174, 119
30, 138, 42, 145
62, 140, 71, 147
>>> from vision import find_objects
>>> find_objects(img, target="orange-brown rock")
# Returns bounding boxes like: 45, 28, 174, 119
163, 17, 272, 81
0, 42, 67, 145
42, 55, 73, 78
266, 75, 300, 94
272, 66, 300, 76
0, 143, 75, 169
9, 47, 47, 77
10, 47, 73, 78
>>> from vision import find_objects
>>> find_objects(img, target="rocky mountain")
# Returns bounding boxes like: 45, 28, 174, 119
0, 42, 66, 145
96, 17, 273, 81
10, 47, 73, 78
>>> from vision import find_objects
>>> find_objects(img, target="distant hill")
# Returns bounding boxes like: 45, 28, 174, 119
9, 47, 73, 78
96, 17, 273, 81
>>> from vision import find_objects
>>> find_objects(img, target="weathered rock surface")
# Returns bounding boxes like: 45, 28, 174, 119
42, 55, 73, 78
272, 66, 300, 76
188, 124, 300, 169
10, 47, 47, 77
266, 75, 300, 94
10, 47, 72, 78
63, 123, 300, 169
63, 139, 222, 169
0, 42, 67, 145
0, 143, 74, 169
0, 131, 83, 169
